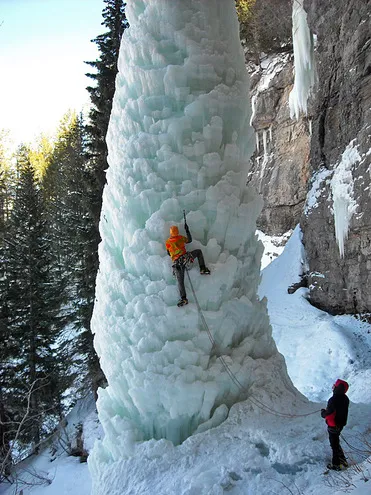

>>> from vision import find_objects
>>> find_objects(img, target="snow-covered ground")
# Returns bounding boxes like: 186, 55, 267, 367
2, 227, 370, 495
257, 229, 292, 269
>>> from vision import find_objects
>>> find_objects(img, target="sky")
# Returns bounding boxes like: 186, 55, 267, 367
0, 0, 106, 147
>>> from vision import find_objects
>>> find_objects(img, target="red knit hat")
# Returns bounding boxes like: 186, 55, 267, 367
334, 379, 349, 393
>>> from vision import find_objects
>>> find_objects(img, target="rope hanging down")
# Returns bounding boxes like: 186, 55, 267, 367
185, 268, 321, 419
340, 434, 370, 457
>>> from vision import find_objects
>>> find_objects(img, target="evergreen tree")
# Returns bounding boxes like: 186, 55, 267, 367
0, 271, 12, 478
0, 131, 14, 232
4, 147, 64, 452
0, 390, 12, 480
43, 112, 85, 284
29, 134, 53, 181
85, 0, 128, 225
80, 0, 129, 396
43, 112, 104, 398
0, 133, 15, 476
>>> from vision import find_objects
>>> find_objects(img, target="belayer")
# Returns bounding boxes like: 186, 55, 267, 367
321, 378, 350, 471
165, 213, 210, 307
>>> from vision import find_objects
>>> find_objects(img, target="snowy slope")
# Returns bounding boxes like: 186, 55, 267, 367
2, 228, 370, 495
259, 226, 371, 404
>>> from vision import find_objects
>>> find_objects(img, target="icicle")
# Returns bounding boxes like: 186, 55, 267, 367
259, 129, 269, 179
331, 141, 361, 257
250, 94, 257, 126
289, 0, 317, 120
256, 132, 260, 153
269, 125, 272, 143
262, 129, 268, 157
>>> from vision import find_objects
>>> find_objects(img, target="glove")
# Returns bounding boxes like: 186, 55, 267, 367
321, 409, 326, 418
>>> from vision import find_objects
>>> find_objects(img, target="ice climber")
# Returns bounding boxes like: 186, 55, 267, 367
165, 222, 210, 307
321, 378, 350, 471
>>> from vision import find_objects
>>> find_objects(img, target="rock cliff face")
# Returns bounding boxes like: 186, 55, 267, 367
301, 0, 371, 314
247, 55, 311, 235
245, 1, 371, 315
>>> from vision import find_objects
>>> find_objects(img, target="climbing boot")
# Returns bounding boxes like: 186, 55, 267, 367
200, 267, 210, 275
177, 298, 188, 307
326, 463, 342, 471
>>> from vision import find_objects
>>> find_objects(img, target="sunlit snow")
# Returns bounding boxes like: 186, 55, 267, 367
2, 229, 371, 495
3, 230, 371, 495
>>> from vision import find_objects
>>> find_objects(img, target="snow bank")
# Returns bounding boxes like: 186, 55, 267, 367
87, 391, 371, 495
260, 226, 371, 404
289, 0, 316, 120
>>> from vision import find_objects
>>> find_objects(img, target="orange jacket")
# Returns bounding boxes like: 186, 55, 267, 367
165, 234, 189, 261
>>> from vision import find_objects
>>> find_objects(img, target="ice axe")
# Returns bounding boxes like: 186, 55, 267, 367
183, 210, 189, 232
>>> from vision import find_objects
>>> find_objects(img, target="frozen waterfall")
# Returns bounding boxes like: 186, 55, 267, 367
289, 0, 316, 120
89, 0, 292, 471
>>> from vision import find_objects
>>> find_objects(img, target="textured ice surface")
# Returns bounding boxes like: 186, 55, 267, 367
304, 167, 332, 215
289, 0, 316, 120
331, 140, 361, 257
90, 0, 292, 472
305, 141, 361, 257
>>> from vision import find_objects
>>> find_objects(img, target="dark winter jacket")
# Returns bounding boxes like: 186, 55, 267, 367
321, 379, 349, 429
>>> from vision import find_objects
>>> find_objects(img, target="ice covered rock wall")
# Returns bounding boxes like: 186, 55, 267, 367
301, 0, 371, 314
246, 53, 311, 236
89, 0, 290, 469
239, 0, 312, 236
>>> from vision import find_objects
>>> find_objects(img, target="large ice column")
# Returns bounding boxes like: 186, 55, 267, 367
90, 0, 286, 463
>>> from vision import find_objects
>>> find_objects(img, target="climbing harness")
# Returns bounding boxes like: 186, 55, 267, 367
172, 252, 194, 277
184, 267, 321, 419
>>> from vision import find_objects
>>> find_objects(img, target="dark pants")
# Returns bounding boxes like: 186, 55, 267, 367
328, 427, 347, 466
174, 249, 206, 299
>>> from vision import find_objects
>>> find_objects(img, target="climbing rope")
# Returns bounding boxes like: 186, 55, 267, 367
340, 434, 370, 457
185, 268, 322, 419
